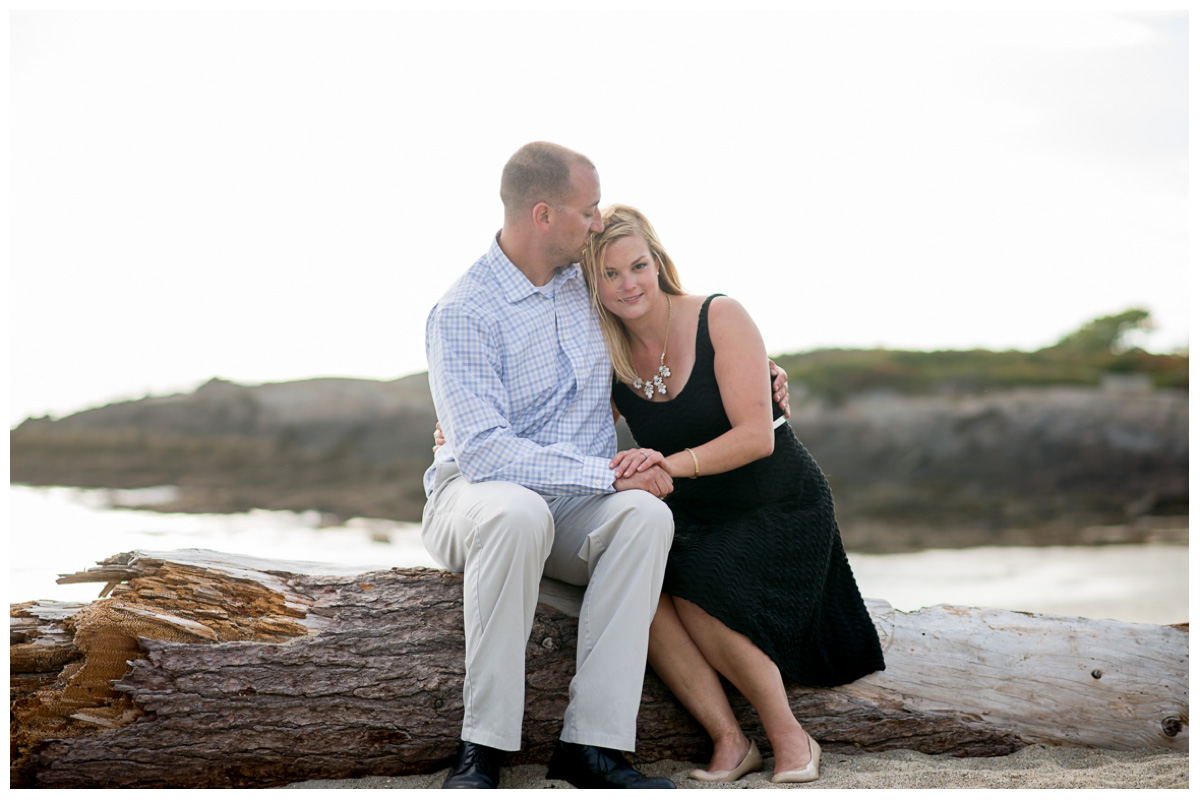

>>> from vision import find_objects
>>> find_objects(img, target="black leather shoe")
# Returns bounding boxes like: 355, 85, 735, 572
546, 740, 675, 789
442, 740, 502, 789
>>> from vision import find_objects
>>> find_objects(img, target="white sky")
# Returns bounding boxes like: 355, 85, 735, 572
7, 3, 1191, 425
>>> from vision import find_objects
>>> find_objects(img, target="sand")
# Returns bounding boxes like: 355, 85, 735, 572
282, 745, 1187, 790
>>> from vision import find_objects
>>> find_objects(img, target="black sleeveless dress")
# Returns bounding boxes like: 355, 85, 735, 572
614, 295, 885, 686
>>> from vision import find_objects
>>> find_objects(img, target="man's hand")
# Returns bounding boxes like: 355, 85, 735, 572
614, 465, 673, 498
769, 359, 791, 418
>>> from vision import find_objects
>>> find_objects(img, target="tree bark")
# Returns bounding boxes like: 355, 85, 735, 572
10, 548, 1188, 789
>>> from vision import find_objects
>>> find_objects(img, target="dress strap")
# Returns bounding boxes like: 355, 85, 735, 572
697, 293, 726, 348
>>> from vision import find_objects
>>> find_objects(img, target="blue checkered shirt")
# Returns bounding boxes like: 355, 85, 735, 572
423, 235, 618, 497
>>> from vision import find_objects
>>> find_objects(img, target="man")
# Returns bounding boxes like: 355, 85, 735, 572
422, 142, 678, 789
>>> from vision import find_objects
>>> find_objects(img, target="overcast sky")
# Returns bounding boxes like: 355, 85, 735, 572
8, 4, 1190, 425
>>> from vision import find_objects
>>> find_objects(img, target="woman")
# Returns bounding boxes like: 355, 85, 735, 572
582, 205, 884, 784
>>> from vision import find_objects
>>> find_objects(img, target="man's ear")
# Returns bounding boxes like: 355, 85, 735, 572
532, 201, 553, 233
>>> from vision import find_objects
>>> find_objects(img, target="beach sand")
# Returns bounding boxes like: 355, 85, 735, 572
283, 745, 1187, 790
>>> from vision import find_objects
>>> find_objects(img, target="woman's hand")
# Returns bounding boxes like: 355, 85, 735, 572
609, 447, 669, 479
433, 422, 446, 452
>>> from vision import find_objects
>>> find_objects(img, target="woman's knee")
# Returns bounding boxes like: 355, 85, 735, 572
650, 592, 678, 629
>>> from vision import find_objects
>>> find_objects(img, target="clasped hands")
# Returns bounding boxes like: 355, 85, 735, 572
609, 448, 673, 498
431, 362, 789, 502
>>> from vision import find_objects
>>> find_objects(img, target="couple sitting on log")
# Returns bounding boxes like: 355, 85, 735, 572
422, 141, 884, 790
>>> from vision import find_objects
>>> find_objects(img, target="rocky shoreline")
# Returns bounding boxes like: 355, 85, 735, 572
10, 376, 1187, 553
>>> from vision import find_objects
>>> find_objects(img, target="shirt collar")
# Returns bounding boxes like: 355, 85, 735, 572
486, 233, 580, 304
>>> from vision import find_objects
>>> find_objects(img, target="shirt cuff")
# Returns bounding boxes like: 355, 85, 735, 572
582, 455, 618, 494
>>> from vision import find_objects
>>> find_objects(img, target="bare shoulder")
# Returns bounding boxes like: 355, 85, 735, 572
707, 295, 768, 389
706, 295, 759, 337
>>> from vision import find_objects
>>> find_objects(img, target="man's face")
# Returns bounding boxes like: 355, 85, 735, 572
549, 163, 604, 266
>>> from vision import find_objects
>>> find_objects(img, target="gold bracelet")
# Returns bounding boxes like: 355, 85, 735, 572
684, 447, 700, 479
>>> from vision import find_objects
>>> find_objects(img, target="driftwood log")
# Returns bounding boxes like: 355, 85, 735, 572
10, 548, 1188, 789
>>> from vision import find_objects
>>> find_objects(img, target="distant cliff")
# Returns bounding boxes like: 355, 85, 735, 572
11, 375, 440, 525
10, 374, 1188, 552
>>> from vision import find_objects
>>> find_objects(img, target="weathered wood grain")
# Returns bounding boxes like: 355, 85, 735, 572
9, 549, 1188, 788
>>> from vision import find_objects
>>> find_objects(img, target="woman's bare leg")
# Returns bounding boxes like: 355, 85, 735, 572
648, 593, 751, 772
673, 597, 812, 776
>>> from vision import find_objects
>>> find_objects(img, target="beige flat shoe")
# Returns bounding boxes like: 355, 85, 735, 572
688, 741, 763, 782
771, 734, 821, 783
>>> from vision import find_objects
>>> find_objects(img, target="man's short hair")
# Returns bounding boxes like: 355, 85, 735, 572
500, 142, 595, 216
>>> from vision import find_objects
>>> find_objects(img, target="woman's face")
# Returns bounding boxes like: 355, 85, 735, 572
597, 233, 659, 321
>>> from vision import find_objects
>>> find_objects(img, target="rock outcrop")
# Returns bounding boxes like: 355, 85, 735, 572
10, 375, 1188, 550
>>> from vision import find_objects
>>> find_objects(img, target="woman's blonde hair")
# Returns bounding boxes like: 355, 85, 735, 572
581, 205, 686, 385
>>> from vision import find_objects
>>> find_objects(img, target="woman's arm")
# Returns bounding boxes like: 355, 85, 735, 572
660, 296, 775, 479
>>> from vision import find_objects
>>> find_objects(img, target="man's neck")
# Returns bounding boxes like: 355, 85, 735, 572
497, 227, 558, 288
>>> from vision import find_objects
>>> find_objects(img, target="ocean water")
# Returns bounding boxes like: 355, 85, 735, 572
7, 485, 1188, 625
8, 485, 433, 606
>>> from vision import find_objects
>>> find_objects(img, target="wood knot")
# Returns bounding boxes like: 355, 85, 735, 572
1161, 717, 1182, 737
1091, 669, 1103, 679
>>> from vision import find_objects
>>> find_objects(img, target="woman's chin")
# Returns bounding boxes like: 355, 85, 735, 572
605, 303, 642, 322
605, 307, 629, 321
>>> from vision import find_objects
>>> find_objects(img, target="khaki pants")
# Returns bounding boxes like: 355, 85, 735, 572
421, 462, 674, 752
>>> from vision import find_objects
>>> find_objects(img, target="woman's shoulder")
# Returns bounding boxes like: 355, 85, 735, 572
704, 294, 755, 329
701, 295, 764, 359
